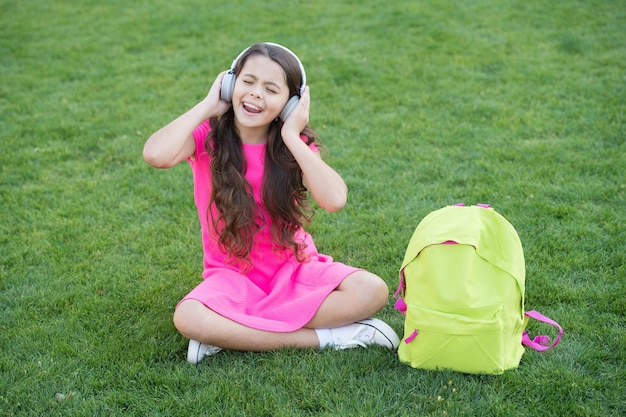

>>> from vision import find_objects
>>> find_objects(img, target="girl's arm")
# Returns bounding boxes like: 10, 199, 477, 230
143, 72, 230, 168
281, 87, 348, 212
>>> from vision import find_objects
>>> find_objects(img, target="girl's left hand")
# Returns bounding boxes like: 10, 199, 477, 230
281, 86, 310, 141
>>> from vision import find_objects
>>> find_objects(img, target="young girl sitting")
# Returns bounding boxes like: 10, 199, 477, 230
143, 42, 399, 364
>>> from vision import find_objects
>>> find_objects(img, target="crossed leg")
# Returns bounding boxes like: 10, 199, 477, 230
173, 270, 389, 351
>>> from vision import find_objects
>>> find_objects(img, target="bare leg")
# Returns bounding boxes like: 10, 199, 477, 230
174, 299, 320, 351
305, 271, 389, 329
173, 270, 389, 352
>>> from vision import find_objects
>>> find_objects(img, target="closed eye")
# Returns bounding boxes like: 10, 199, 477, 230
240, 74, 283, 94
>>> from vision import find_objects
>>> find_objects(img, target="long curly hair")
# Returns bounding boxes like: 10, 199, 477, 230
205, 43, 323, 268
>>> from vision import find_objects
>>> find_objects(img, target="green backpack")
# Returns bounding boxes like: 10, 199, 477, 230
394, 204, 561, 374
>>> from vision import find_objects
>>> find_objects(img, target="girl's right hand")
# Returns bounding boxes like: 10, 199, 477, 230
203, 71, 232, 118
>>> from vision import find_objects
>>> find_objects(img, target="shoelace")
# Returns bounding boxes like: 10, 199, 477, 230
201, 344, 222, 357
191, 342, 222, 363
335, 324, 370, 349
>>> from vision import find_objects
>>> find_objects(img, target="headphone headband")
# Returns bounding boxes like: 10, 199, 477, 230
228, 42, 306, 95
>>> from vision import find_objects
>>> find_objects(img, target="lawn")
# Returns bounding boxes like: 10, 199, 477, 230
1, 0, 624, 416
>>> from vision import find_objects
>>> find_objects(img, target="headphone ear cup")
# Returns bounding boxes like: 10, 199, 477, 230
220, 71, 236, 102
280, 96, 299, 121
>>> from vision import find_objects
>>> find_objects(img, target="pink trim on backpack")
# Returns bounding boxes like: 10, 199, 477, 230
394, 276, 404, 298
394, 276, 407, 316
404, 329, 419, 343
451, 203, 491, 208
522, 310, 563, 351
394, 297, 407, 315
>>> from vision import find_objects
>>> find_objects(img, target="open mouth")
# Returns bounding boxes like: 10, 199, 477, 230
243, 102, 262, 114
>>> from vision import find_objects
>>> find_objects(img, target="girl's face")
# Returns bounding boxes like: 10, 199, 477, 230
232, 54, 290, 139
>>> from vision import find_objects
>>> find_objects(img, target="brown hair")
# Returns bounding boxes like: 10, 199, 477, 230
206, 43, 323, 268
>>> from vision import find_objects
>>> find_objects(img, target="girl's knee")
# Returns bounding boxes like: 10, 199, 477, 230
348, 272, 389, 313
371, 276, 390, 311
173, 299, 204, 338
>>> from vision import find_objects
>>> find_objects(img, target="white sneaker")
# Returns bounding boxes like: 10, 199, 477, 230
330, 318, 400, 350
186, 339, 222, 364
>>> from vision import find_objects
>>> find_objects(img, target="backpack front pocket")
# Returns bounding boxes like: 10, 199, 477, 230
398, 304, 507, 374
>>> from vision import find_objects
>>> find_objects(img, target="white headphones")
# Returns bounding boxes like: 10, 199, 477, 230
220, 42, 307, 121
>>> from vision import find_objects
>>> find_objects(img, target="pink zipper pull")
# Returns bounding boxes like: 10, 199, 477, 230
404, 329, 419, 343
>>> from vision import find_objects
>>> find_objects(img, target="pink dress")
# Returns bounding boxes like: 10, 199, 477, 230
178, 121, 361, 332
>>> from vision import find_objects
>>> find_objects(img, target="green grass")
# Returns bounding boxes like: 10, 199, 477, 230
1, 0, 624, 415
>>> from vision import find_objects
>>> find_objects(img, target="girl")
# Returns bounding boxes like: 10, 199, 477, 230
143, 42, 399, 364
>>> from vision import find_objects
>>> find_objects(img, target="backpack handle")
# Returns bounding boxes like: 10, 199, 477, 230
522, 310, 563, 351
